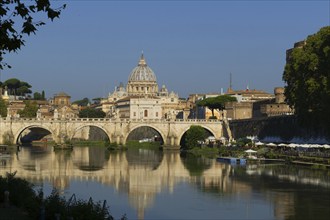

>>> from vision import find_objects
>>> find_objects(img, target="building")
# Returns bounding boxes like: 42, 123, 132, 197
38, 92, 78, 119
51, 92, 71, 107
259, 87, 294, 117
101, 54, 188, 120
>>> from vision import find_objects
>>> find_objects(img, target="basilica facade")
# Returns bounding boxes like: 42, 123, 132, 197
101, 54, 190, 120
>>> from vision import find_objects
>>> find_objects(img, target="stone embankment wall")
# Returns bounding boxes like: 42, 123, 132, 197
229, 115, 330, 144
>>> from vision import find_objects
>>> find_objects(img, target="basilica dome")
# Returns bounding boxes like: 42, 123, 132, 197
128, 54, 157, 82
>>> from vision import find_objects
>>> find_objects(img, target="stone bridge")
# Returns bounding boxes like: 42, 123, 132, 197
0, 117, 225, 148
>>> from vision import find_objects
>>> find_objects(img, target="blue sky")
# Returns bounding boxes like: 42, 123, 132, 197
2, 0, 329, 101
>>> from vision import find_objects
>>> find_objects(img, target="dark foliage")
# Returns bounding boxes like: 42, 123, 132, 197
0, 0, 66, 69
79, 107, 106, 118
283, 26, 330, 130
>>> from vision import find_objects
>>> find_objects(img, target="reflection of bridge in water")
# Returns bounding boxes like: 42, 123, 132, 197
0, 118, 226, 148
1, 147, 251, 219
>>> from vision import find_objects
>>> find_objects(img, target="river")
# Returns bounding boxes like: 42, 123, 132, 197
1, 145, 329, 220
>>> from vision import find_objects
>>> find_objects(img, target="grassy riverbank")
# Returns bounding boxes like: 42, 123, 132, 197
184, 144, 330, 168
125, 140, 161, 149
0, 173, 125, 220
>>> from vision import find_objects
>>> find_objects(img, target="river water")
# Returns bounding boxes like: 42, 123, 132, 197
1, 145, 329, 220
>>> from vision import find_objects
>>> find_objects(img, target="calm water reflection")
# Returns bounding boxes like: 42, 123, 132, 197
1, 145, 329, 220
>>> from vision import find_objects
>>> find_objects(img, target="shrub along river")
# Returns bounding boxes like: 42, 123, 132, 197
1, 145, 329, 220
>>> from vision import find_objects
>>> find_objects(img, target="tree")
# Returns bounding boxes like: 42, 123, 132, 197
17, 85, 32, 96
79, 108, 105, 118
33, 90, 45, 100
0, 97, 8, 117
0, 0, 66, 69
33, 91, 42, 100
73, 98, 90, 107
184, 125, 207, 150
3, 78, 20, 95
3, 78, 32, 97
92, 97, 102, 105
18, 101, 38, 117
198, 95, 237, 118
283, 26, 330, 128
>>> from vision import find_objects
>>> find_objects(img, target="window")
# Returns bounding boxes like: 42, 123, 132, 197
144, 110, 148, 117
134, 112, 136, 117
156, 112, 158, 117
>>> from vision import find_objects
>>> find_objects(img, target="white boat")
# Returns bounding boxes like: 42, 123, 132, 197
139, 138, 154, 143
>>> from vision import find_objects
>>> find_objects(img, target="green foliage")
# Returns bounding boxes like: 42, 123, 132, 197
3, 78, 32, 97
198, 95, 237, 117
0, 97, 8, 116
79, 107, 106, 118
92, 97, 102, 104
33, 91, 42, 100
18, 100, 38, 117
283, 26, 330, 128
184, 125, 207, 149
235, 137, 252, 147
0, 172, 40, 218
73, 97, 90, 106
126, 140, 161, 149
0, 0, 66, 69
33, 90, 46, 100
0, 173, 120, 219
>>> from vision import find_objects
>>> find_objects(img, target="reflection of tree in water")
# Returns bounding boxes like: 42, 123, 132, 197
126, 148, 163, 169
180, 153, 212, 176
231, 164, 330, 220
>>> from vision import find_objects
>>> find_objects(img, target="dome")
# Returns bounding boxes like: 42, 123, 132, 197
128, 54, 157, 82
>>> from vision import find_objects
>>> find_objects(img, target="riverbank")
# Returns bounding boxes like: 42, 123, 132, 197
0, 205, 30, 220
0, 173, 122, 220
184, 145, 330, 169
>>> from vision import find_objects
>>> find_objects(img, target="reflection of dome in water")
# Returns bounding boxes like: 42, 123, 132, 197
129, 192, 155, 220
128, 54, 157, 82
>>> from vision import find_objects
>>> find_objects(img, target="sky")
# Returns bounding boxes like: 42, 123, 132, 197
2, 0, 329, 101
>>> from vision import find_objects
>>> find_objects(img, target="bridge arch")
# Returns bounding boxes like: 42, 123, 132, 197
70, 124, 111, 143
124, 124, 166, 145
178, 125, 217, 147
14, 124, 56, 145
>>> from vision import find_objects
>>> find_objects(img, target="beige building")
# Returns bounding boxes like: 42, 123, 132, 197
51, 92, 71, 107
115, 96, 162, 119
259, 87, 294, 117
226, 88, 274, 103
37, 92, 78, 119
101, 54, 188, 120
189, 88, 278, 120
6, 100, 26, 118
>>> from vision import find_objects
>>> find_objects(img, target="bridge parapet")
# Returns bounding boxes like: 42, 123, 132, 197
0, 117, 223, 123
0, 117, 225, 147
